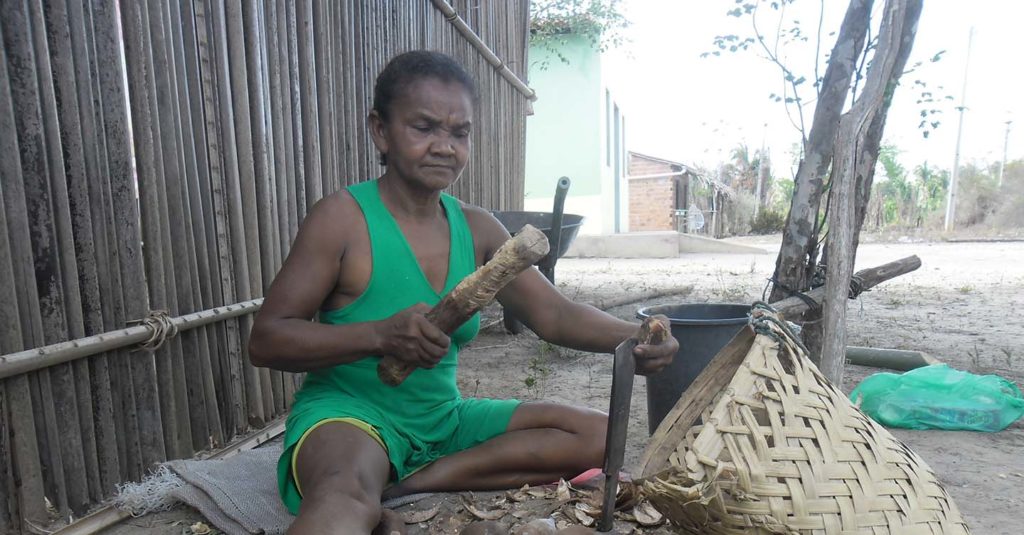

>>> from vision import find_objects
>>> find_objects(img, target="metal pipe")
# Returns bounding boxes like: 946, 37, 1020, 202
0, 299, 263, 380
428, 0, 537, 101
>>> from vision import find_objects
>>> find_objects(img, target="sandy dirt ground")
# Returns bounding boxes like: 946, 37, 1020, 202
99, 236, 1023, 534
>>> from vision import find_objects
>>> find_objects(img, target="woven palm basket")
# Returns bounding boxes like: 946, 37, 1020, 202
637, 306, 970, 534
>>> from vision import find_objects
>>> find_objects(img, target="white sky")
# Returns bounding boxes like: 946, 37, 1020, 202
604, 0, 1024, 177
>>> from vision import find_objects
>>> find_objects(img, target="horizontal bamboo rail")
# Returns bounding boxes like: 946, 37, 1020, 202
0, 299, 263, 381
430, 0, 537, 101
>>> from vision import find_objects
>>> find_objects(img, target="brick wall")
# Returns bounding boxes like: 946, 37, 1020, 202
629, 177, 676, 231
629, 155, 676, 177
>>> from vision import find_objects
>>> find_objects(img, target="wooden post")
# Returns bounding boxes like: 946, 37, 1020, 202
820, 0, 922, 385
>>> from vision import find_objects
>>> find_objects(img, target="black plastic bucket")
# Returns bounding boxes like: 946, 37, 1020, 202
637, 303, 751, 434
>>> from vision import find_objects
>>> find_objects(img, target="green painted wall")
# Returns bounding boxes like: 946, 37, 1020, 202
525, 35, 604, 199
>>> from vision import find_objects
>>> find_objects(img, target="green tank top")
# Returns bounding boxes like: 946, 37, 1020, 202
295, 179, 480, 440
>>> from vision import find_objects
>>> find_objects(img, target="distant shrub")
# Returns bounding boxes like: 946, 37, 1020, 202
750, 209, 785, 234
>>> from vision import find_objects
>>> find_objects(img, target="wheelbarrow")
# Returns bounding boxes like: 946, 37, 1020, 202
492, 177, 584, 333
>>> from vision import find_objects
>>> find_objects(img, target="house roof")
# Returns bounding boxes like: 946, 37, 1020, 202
629, 151, 687, 168
627, 151, 736, 199
628, 151, 692, 179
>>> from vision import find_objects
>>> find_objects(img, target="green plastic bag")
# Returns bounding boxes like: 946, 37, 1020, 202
850, 364, 1024, 432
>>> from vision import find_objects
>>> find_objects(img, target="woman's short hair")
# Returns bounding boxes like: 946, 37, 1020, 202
373, 50, 478, 165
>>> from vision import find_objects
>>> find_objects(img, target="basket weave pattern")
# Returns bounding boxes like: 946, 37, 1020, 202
642, 312, 970, 534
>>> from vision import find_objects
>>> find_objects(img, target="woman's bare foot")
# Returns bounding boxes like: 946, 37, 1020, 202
372, 509, 407, 535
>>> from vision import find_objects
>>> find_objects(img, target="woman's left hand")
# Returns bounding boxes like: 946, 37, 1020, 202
634, 322, 679, 376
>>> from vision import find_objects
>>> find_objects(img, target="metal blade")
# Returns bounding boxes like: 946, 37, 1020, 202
599, 338, 638, 531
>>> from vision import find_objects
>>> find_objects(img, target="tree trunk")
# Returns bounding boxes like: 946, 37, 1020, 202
819, 0, 923, 385
852, 0, 923, 254
769, 0, 874, 310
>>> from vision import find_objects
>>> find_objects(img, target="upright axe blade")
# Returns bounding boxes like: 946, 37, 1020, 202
598, 316, 670, 532
599, 337, 637, 532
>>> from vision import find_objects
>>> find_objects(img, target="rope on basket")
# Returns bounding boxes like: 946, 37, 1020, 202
749, 301, 810, 357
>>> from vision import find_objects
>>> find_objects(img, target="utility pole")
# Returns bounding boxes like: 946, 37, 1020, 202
755, 122, 767, 218
944, 27, 974, 232
998, 120, 1012, 188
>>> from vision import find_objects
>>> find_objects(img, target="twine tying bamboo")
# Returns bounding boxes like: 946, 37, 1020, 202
130, 311, 179, 352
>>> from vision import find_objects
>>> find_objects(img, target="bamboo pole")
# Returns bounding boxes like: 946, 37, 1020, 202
169, 0, 225, 448
30, 0, 85, 514
119, 0, 175, 469
285, 0, 306, 220
265, 0, 289, 273
223, 0, 267, 429
3, 0, 79, 514
0, 60, 47, 523
255, 0, 283, 280
326, 1, 339, 193
237, 0, 277, 422
313, 0, 333, 195
40, 0, 106, 504
297, 0, 321, 207
67, 0, 122, 497
128, 0, 190, 461
92, 0, 150, 483
0, 383, 13, 531
275, 0, 299, 245
258, 0, 286, 417
192, 0, 247, 437
0, 300, 263, 380
210, 0, 262, 430
272, 0, 304, 405
152, 0, 209, 454
338, 0, 356, 189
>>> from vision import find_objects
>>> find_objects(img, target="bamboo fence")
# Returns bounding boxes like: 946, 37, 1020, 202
0, 0, 532, 530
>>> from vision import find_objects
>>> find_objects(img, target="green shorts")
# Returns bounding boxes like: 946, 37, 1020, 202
277, 396, 520, 515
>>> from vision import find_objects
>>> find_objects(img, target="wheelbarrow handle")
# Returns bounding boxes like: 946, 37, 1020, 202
541, 177, 571, 280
